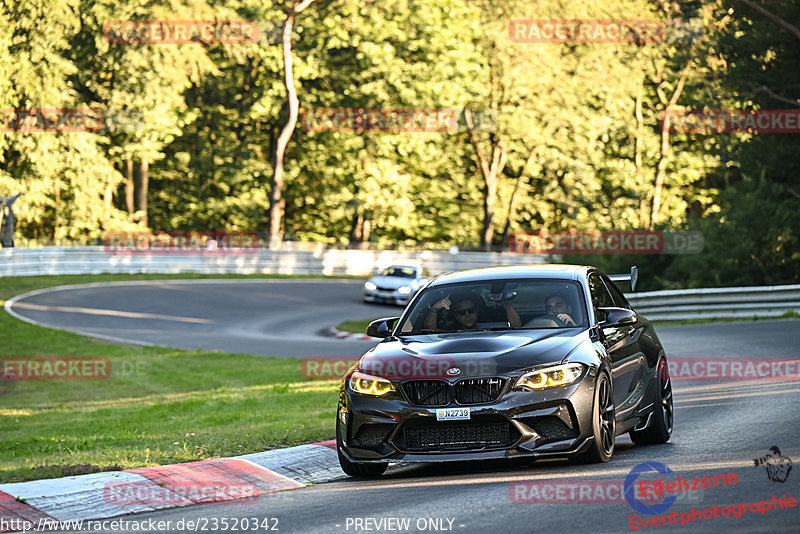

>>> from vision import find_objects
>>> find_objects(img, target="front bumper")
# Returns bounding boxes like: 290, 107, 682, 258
337, 369, 598, 464
363, 289, 411, 306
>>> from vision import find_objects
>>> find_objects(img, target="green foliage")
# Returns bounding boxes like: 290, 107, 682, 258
1, 0, 797, 286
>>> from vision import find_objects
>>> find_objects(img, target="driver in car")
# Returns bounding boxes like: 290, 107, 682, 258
545, 292, 577, 326
425, 294, 521, 331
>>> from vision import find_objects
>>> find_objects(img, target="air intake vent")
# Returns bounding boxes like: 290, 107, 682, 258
403, 422, 513, 451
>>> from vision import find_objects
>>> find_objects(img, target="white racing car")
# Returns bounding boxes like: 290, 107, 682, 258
363, 265, 429, 306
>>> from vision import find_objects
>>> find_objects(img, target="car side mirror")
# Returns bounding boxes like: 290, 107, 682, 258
367, 317, 400, 338
597, 307, 637, 327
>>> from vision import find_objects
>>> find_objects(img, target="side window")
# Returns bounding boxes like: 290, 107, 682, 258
601, 275, 631, 310
588, 273, 614, 309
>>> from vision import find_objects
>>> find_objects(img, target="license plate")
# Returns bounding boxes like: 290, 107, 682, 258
436, 408, 470, 421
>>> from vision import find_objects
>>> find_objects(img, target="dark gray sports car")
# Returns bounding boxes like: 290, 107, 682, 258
336, 264, 673, 476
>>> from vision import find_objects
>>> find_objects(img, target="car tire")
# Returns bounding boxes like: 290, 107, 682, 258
571, 371, 615, 464
336, 425, 388, 477
630, 358, 673, 445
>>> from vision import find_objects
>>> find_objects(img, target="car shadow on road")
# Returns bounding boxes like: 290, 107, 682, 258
340, 440, 644, 483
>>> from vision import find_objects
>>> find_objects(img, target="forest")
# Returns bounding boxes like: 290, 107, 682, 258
1, 0, 798, 290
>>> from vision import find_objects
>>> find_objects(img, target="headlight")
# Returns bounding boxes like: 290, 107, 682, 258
397, 285, 412, 295
515, 363, 584, 390
348, 371, 394, 396
364, 281, 377, 291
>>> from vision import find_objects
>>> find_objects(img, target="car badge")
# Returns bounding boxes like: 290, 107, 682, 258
446, 367, 461, 376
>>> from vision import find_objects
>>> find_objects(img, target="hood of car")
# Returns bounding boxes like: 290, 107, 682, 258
358, 329, 588, 380
368, 276, 417, 289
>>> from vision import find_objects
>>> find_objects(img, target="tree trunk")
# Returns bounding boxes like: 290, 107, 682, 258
501, 148, 536, 247
650, 68, 689, 230
348, 210, 372, 250
634, 86, 648, 229
138, 158, 149, 227
465, 109, 507, 252
268, 0, 317, 250
349, 211, 364, 245
104, 183, 112, 228
125, 158, 135, 214
650, 122, 670, 230
54, 178, 61, 243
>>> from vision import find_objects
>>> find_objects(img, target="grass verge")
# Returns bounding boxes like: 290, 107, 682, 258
0, 273, 347, 483
335, 319, 377, 335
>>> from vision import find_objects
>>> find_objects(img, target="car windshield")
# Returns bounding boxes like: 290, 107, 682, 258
398, 279, 587, 334
382, 267, 417, 278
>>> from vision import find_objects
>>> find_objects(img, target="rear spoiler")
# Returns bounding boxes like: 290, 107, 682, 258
609, 266, 638, 292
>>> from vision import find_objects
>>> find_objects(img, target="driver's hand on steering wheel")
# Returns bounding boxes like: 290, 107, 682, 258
556, 313, 576, 326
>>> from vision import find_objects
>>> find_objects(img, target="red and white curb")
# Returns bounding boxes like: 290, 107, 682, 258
0, 441, 343, 531
319, 326, 375, 342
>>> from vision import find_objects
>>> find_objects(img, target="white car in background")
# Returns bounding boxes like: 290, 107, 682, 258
362, 265, 429, 306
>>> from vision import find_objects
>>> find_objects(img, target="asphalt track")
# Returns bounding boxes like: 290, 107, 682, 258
7, 280, 396, 358
7, 280, 800, 533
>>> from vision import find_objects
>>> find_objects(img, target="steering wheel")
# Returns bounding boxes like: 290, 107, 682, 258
544, 314, 569, 326
523, 315, 561, 328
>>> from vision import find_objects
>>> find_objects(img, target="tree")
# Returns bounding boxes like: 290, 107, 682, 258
268, 0, 317, 249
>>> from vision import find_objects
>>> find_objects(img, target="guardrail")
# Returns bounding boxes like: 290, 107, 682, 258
625, 285, 800, 321
0, 246, 545, 278
1, 247, 797, 321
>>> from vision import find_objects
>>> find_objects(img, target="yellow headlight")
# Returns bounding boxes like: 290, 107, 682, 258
349, 371, 394, 396
516, 364, 584, 390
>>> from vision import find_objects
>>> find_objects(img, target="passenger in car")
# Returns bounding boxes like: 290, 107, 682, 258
425, 293, 521, 331
544, 292, 578, 326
